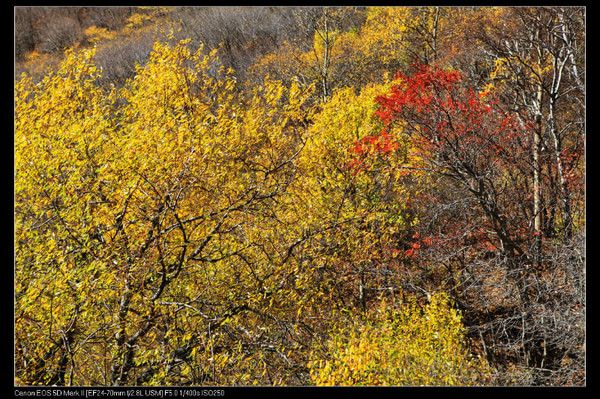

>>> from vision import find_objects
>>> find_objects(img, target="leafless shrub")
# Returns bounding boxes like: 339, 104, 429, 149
94, 32, 157, 87
37, 15, 82, 53
14, 7, 137, 57
15, 8, 36, 60
404, 167, 585, 386
83, 7, 135, 30
170, 7, 320, 79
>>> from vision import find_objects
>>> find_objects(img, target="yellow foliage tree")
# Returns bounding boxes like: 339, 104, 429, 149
15, 39, 315, 386
250, 7, 459, 98
308, 293, 494, 386
284, 79, 428, 318
15, 47, 117, 385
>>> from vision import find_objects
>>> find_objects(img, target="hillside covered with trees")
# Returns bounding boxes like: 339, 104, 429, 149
15, 6, 585, 386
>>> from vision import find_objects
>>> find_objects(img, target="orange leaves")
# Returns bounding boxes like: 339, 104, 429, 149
348, 131, 400, 174
404, 248, 417, 258
351, 131, 399, 156
484, 241, 498, 251
402, 233, 434, 259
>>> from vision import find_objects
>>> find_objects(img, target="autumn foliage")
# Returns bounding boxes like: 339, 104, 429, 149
309, 293, 492, 386
15, 6, 584, 387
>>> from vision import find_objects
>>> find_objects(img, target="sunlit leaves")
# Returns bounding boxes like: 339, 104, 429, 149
15, 40, 315, 386
308, 293, 493, 386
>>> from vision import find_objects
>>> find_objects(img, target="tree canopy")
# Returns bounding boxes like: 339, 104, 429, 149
15, 6, 585, 387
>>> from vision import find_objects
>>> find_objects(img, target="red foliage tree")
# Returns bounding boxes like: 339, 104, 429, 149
360, 65, 584, 383
372, 65, 538, 261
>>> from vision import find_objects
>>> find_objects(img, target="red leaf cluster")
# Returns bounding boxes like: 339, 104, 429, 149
347, 130, 400, 173
373, 64, 531, 173
375, 65, 462, 125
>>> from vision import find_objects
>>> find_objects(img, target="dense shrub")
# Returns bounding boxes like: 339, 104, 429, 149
308, 293, 494, 386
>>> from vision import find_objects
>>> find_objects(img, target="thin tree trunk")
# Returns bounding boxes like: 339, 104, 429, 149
558, 9, 584, 94
321, 11, 331, 101
549, 97, 573, 240
547, 49, 573, 240
533, 83, 543, 266
431, 7, 440, 62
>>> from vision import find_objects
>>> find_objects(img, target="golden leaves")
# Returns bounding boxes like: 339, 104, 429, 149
15, 40, 318, 385
84, 26, 117, 44
309, 293, 494, 386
